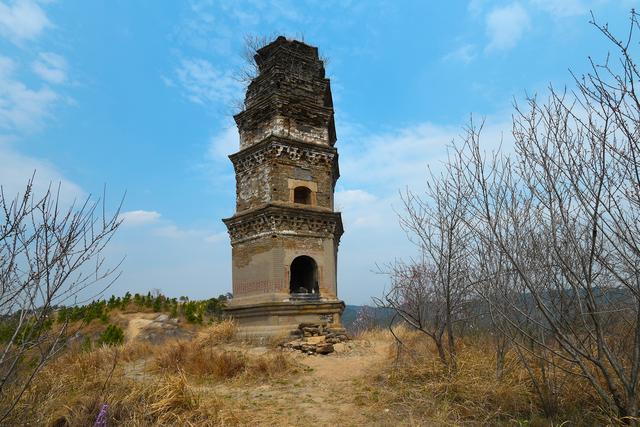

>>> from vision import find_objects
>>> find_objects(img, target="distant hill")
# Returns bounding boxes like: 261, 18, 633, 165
342, 305, 396, 333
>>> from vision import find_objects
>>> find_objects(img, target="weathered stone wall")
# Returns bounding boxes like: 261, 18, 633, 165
232, 137, 338, 213
235, 162, 271, 212
230, 232, 338, 304
270, 160, 333, 209
238, 115, 331, 149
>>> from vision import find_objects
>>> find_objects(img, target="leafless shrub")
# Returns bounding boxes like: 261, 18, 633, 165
0, 175, 122, 420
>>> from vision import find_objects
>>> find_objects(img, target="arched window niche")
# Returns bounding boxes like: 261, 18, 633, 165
293, 186, 312, 205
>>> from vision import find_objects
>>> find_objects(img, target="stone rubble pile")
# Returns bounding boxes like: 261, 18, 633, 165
280, 323, 351, 355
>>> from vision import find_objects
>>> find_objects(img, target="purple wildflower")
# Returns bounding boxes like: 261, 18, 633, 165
94, 403, 108, 427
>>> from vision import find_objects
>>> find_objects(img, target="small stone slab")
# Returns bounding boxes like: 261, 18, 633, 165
306, 335, 326, 345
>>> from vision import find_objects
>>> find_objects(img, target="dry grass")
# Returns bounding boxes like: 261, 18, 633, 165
355, 327, 619, 426
153, 327, 297, 382
3, 343, 240, 426
153, 343, 248, 380
5, 316, 623, 426
355, 326, 395, 343
1, 318, 293, 426
195, 319, 237, 347
165, 319, 297, 382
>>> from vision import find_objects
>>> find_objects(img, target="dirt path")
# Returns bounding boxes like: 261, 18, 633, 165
212, 339, 390, 426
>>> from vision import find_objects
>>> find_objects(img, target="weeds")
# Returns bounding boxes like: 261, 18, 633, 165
361, 328, 621, 426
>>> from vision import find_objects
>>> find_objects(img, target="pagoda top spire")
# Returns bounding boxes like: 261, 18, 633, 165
234, 36, 336, 150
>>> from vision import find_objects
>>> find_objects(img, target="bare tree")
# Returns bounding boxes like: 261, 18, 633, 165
377, 160, 473, 371
457, 11, 640, 419
377, 10, 640, 420
0, 176, 122, 420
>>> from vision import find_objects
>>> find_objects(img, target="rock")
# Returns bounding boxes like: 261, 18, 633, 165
145, 322, 163, 330
301, 344, 316, 353
154, 314, 169, 322
333, 342, 347, 353
286, 340, 304, 350
280, 323, 351, 355
299, 322, 320, 329
160, 322, 177, 329
315, 343, 334, 355
306, 335, 326, 345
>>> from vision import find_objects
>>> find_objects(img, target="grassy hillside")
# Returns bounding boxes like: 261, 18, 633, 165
0, 296, 629, 425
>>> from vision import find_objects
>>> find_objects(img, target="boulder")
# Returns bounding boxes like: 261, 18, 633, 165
315, 343, 334, 355
154, 314, 169, 322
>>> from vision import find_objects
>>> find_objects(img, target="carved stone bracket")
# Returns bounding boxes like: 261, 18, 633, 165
223, 205, 343, 245
230, 136, 338, 177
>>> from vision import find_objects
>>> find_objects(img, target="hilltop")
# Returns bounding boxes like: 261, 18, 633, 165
0, 294, 618, 426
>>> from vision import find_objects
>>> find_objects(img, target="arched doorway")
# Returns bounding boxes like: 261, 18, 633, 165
289, 255, 318, 295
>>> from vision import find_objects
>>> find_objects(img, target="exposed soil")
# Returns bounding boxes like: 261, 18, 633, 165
207, 339, 391, 426
120, 315, 391, 426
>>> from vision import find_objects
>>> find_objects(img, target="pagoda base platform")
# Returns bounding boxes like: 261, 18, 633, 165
223, 299, 345, 338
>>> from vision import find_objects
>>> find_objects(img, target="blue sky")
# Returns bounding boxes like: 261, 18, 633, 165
0, 0, 637, 304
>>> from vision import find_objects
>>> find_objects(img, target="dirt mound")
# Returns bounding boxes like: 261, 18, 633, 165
121, 313, 194, 343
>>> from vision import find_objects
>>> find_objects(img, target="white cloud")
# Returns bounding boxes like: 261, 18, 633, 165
153, 224, 191, 239
204, 231, 227, 243
174, 58, 241, 108
485, 2, 531, 52
196, 123, 237, 192
0, 142, 84, 206
335, 189, 376, 210
340, 122, 460, 192
119, 210, 161, 227
333, 116, 513, 303
118, 208, 227, 246
208, 124, 239, 161
152, 223, 228, 243
0, 0, 50, 44
531, 0, 588, 17
468, 0, 488, 16
443, 44, 477, 64
118, 209, 227, 247
32, 52, 67, 84
335, 189, 382, 229
0, 55, 59, 133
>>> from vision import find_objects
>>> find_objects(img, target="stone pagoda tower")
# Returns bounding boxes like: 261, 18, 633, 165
223, 36, 344, 337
